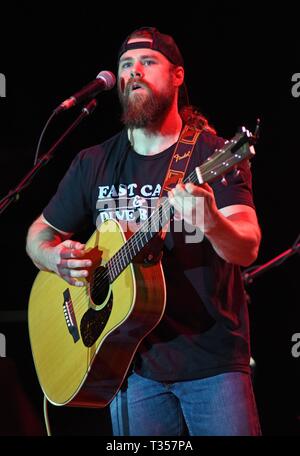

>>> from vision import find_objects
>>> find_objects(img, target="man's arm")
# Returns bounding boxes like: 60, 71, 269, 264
26, 214, 92, 286
169, 183, 261, 267
206, 205, 261, 267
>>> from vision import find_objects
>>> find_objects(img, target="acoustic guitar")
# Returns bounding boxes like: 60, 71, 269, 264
28, 127, 256, 407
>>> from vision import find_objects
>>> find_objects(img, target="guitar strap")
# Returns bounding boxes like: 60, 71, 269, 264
161, 124, 203, 196
158, 123, 203, 240
141, 124, 203, 264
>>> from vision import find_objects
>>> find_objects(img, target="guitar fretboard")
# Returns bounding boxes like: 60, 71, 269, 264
106, 131, 253, 282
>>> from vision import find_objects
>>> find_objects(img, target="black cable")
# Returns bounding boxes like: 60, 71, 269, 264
33, 110, 57, 166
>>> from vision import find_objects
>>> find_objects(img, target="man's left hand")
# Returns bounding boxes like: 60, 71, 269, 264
168, 182, 220, 233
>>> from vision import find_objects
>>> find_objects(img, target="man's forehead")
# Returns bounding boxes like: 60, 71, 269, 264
119, 47, 167, 63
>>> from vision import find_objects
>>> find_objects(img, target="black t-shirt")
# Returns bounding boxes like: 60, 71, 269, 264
43, 128, 255, 381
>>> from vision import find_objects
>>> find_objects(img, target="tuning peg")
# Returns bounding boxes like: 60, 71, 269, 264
233, 167, 240, 178
236, 126, 249, 134
221, 176, 228, 186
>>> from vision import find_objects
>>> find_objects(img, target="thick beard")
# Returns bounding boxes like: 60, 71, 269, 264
119, 80, 175, 129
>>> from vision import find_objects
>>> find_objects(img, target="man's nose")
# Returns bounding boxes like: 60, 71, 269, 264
130, 65, 143, 79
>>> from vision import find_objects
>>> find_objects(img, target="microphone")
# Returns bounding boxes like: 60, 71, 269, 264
54, 70, 116, 114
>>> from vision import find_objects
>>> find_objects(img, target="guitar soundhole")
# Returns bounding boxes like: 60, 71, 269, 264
80, 266, 113, 347
90, 266, 110, 306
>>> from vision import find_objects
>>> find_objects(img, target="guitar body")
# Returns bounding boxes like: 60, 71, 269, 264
28, 219, 166, 407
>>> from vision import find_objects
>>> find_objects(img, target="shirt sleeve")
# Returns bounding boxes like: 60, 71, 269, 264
43, 150, 92, 233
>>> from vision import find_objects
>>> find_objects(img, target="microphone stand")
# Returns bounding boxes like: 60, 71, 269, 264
0, 99, 97, 215
243, 233, 300, 382
242, 233, 300, 285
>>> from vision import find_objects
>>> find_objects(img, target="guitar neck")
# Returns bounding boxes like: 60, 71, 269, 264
105, 158, 222, 283
107, 197, 173, 282
106, 130, 255, 282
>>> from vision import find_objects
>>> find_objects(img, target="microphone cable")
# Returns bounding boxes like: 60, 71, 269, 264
33, 110, 57, 166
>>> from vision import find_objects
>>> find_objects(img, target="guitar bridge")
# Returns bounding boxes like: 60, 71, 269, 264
63, 289, 80, 343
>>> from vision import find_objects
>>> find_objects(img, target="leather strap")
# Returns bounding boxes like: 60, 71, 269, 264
158, 124, 203, 239
160, 124, 203, 197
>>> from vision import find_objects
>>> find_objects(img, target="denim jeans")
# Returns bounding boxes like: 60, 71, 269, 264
110, 371, 261, 436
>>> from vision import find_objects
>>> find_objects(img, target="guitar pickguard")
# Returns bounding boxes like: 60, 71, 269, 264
80, 266, 113, 347
80, 293, 113, 347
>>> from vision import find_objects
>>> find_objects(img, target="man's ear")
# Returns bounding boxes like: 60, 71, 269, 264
173, 66, 184, 87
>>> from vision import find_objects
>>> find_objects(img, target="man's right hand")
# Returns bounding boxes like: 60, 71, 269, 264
45, 240, 92, 287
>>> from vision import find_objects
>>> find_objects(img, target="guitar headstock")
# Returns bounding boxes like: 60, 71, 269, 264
195, 125, 258, 186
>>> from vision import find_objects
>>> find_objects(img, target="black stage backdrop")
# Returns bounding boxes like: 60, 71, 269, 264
0, 3, 299, 437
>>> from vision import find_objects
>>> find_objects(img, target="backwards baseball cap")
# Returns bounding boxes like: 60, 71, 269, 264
118, 26, 184, 67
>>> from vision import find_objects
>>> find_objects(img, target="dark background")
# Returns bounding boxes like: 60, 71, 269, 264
0, 3, 299, 436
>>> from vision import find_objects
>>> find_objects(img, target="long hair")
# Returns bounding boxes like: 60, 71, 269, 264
180, 105, 216, 135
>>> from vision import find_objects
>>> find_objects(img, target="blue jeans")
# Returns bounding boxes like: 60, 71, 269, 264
110, 371, 261, 436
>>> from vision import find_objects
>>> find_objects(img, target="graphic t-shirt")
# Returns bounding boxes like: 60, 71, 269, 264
43, 128, 255, 381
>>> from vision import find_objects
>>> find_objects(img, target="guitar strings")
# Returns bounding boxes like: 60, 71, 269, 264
72, 152, 245, 311
104, 143, 247, 279
74, 151, 246, 311
89, 150, 244, 291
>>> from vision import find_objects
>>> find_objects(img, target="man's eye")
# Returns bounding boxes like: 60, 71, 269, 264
144, 60, 155, 66
121, 62, 132, 69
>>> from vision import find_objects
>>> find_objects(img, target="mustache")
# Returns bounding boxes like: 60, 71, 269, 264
125, 77, 150, 93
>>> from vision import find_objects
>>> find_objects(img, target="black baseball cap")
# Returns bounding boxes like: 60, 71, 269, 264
118, 26, 184, 67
